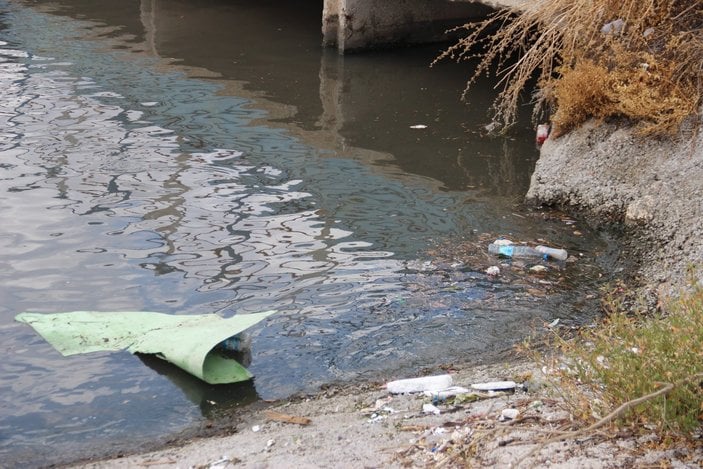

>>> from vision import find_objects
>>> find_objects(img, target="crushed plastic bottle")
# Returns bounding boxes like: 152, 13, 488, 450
488, 241, 568, 261
385, 374, 453, 394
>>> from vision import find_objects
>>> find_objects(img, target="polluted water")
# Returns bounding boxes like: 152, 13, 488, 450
0, 0, 617, 466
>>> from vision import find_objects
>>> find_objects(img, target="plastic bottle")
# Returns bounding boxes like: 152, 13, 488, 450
215, 333, 253, 366
535, 245, 568, 261
488, 243, 568, 261
385, 374, 453, 394
471, 380, 518, 391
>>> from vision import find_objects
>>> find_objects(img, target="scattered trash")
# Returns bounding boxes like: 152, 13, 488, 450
422, 403, 441, 415
360, 396, 394, 414
488, 240, 568, 261
546, 318, 560, 329
601, 18, 625, 34
14, 310, 276, 384
386, 374, 453, 394
410, 124, 428, 129
264, 410, 312, 426
530, 265, 548, 273
217, 333, 251, 354
483, 121, 500, 134
471, 381, 517, 392
453, 391, 504, 404
208, 456, 239, 469
485, 266, 500, 276
265, 439, 275, 450
492, 239, 513, 246
364, 398, 396, 423
500, 408, 520, 421
252, 425, 261, 432
643, 27, 655, 38
536, 123, 550, 145
432, 426, 448, 435
368, 413, 388, 423
423, 386, 471, 400
528, 400, 543, 410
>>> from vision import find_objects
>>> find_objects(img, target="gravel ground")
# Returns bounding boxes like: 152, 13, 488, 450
71, 361, 702, 468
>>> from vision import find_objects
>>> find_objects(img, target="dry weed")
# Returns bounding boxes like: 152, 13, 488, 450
438, 0, 703, 136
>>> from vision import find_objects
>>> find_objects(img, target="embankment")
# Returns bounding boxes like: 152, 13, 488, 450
527, 120, 703, 294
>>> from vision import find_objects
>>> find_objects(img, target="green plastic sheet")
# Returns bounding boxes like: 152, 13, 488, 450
15, 310, 276, 384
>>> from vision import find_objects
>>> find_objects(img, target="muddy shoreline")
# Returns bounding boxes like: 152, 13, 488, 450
67, 359, 702, 468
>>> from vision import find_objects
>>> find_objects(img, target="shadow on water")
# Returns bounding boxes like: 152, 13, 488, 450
0, 0, 617, 466
137, 354, 259, 417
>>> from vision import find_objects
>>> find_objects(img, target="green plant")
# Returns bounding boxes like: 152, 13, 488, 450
556, 282, 703, 435
438, 0, 703, 136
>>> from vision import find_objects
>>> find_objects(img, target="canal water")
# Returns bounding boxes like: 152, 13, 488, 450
0, 0, 613, 466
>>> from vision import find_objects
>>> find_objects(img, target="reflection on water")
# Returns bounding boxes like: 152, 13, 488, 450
0, 0, 610, 466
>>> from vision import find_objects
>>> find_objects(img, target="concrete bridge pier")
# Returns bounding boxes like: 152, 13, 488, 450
322, 0, 494, 53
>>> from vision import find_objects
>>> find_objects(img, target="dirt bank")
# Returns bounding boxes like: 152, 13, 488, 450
527, 120, 703, 294
69, 361, 702, 468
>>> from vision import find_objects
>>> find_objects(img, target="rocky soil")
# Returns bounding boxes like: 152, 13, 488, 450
70, 361, 703, 469
527, 119, 703, 295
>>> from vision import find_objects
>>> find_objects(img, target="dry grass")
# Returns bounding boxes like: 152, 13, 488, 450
438, 0, 703, 136
547, 280, 703, 436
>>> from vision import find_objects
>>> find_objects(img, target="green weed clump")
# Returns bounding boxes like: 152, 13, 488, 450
557, 282, 703, 435
439, 0, 703, 136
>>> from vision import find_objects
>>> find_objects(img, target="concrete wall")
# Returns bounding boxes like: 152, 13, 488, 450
322, 0, 494, 53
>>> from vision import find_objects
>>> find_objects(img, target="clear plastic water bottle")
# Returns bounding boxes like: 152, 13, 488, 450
488, 242, 567, 261
535, 245, 568, 260
215, 333, 252, 366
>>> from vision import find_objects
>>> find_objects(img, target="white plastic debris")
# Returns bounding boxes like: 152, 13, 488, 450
208, 457, 233, 469
386, 374, 453, 394
485, 266, 500, 276
252, 425, 261, 432
536, 124, 550, 145
471, 381, 517, 392
423, 386, 471, 400
601, 18, 625, 34
422, 403, 441, 415
547, 318, 560, 329
530, 265, 548, 273
500, 408, 520, 420
409, 124, 428, 129
493, 239, 513, 246
535, 245, 568, 261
